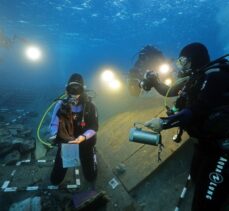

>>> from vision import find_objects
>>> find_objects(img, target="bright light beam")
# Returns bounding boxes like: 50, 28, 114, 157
25, 46, 42, 61
164, 78, 172, 86
101, 69, 115, 82
109, 79, 121, 90
159, 64, 170, 74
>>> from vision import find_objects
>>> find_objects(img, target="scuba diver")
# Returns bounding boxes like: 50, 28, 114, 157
141, 43, 229, 210
49, 73, 98, 185
128, 45, 167, 96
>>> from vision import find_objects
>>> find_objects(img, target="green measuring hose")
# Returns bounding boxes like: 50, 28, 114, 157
163, 77, 189, 109
36, 93, 66, 148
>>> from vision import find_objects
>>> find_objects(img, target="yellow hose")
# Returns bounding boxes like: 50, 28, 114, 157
163, 77, 189, 109
36, 93, 66, 148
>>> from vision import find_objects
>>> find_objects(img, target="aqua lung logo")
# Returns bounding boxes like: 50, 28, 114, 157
205, 156, 227, 200
209, 172, 224, 184
201, 80, 207, 90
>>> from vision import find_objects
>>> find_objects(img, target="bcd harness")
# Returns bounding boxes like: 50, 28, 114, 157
56, 98, 94, 144
165, 54, 229, 142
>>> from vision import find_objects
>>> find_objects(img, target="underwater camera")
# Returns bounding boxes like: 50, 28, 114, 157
139, 71, 159, 91
129, 123, 161, 146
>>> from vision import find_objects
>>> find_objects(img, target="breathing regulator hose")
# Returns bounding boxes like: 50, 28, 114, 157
163, 77, 188, 111
36, 93, 66, 148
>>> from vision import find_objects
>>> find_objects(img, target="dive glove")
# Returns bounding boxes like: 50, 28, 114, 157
144, 118, 164, 133
140, 71, 159, 91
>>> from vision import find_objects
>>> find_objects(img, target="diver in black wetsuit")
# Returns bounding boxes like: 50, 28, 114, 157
49, 73, 98, 185
141, 43, 229, 210
128, 45, 166, 96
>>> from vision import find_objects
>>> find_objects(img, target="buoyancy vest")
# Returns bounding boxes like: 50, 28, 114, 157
56, 99, 98, 143
176, 59, 229, 139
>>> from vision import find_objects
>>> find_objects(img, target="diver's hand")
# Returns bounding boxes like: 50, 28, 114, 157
139, 79, 153, 91
144, 118, 163, 133
68, 135, 86, 144
140, 71, 159, 91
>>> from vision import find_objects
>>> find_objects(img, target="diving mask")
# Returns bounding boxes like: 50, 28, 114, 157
66, 82, 84, 96
176, 56, 192, 77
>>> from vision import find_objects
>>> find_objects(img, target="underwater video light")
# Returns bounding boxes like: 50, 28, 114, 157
109, 79, 121, 90
101, 69, 115, 82
100, 68, 122, 91
25, 45, 42, 61
164, 78, 172, 86
159, 63, 170, 74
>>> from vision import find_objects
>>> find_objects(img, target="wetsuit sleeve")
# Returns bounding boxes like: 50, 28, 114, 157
154, 78, 187, 97
161, 108, 193, 129
82, 130, 96, 140
49, 101, 62, 136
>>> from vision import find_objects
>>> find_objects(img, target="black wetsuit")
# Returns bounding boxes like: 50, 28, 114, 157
50, 99, 98, 185
153, 68, 229, 210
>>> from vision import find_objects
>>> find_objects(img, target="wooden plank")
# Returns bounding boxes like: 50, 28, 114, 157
118, 128, 189, 191
97, 97, 189, 192
97, 106, 164, 168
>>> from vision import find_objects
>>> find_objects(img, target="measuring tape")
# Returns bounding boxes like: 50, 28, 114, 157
1, 162, 80, 193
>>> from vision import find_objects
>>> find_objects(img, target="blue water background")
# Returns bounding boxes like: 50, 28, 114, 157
0, 0, 228, 94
